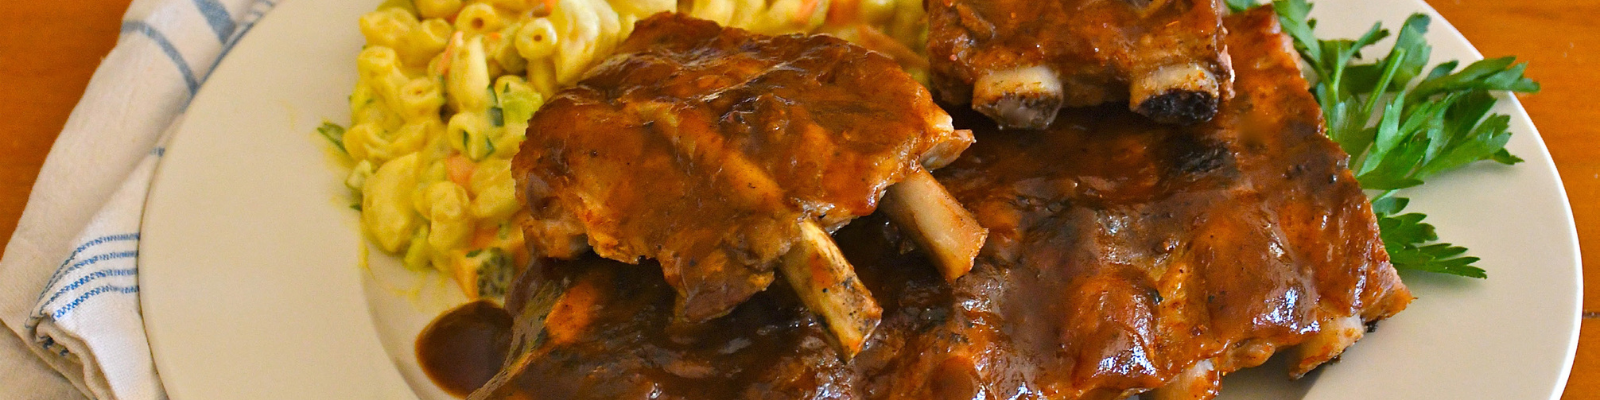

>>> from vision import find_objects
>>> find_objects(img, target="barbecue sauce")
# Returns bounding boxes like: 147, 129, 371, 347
414, 215, 947, 399
413, 9, 1412, 400
927, 0, 1230, 109
415, 301, 514, 397
514, 13, 970, 323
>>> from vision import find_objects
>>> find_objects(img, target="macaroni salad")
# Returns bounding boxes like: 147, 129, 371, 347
325, 0, 928, 300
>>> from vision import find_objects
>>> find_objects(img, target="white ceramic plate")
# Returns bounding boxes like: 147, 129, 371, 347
139, 0, 1582, 399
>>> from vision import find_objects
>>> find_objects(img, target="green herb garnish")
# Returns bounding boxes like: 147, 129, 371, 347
1371, 197, 1485, 278
1269, 0, 1540, 277
1226, 0, 1259, 13
318, 121, 347, 153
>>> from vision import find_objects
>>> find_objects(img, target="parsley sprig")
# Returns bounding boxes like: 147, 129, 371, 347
1264, 0, 1540, 277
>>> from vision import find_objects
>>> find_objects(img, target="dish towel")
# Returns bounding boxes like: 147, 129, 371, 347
0, 0, 279, 398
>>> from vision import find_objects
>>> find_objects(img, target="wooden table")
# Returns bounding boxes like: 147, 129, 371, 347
1, 0, 1595, 397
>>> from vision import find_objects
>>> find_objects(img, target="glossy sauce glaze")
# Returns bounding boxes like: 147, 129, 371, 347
926, 0, 1229, 108
514, 13, 968, 322
468, 216, 952, 399
421, 8, 1411, 400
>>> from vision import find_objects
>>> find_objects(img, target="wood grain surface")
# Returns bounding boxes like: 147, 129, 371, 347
0, 0, 134, 251
0, 0, 1593, 397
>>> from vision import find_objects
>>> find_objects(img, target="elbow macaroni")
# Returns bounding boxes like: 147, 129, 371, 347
415, 0, 463, 19
684, 0, 828, 35
339, 0, 929, 299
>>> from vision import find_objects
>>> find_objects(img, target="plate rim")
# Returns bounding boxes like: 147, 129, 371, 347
1414, 3, 1583, 394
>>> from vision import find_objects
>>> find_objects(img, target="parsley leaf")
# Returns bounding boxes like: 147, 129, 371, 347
1271, 0, 1540, 278
1226, 0, 1260, 13
1371, 197, 1486, 278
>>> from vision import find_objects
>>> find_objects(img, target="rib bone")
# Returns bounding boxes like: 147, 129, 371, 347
1146, 359, 1220, 400
780, 221, 884, 360
882, 167, 988, 281
1130, 62, 1223, 125
639, 102, 884, 353
1290, 315, 1365, 378
972, 65, 1065, 129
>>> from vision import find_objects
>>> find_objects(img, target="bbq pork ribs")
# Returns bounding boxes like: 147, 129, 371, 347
512, 13, 986, 357
482, 8, 1410, 400
928, 0, 1233, 128
924, 8, 1412, 397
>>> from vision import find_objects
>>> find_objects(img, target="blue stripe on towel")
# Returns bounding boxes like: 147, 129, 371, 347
120, 21, 200, 95
37, 269, 139, 312
39, 251, 139, 298
192, 0, 237, 43
51, 285, 141, 320
205, 2, 273, 82
39, 234, 140, 293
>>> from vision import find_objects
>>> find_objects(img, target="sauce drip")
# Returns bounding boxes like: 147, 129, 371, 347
414, 217, 943, 399
415, 300, 514, 397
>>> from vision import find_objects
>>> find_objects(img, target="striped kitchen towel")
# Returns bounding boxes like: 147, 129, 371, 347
0, 0, 278, 398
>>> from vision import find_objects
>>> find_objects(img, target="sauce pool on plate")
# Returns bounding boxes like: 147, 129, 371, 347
415, 300, 514, 397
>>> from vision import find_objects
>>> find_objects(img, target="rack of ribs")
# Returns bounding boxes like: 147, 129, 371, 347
478, 8, 1410, 399
512, 13, 987, 359
928, 0, 1233, 128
